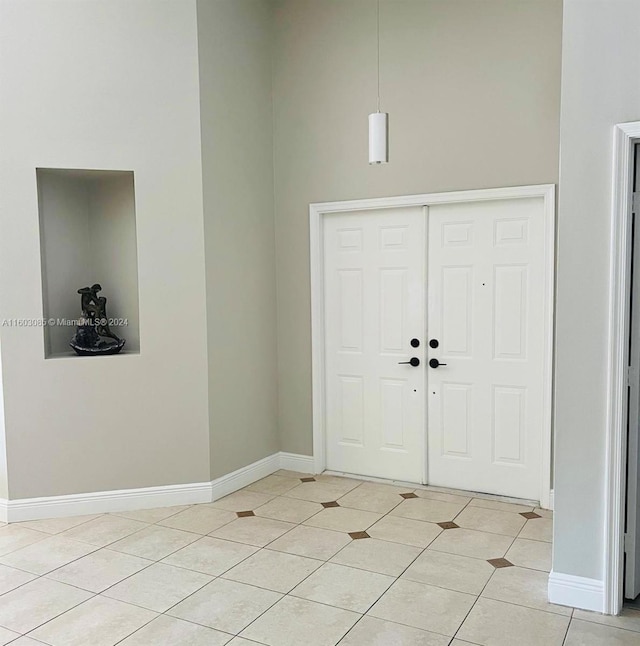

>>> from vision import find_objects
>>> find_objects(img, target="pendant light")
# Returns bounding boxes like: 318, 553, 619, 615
369, 0, 388, 164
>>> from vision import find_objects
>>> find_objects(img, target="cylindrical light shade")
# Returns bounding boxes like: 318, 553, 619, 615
368, 112, 389, 164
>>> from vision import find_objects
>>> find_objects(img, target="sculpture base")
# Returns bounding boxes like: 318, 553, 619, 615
70, 337, 126, 356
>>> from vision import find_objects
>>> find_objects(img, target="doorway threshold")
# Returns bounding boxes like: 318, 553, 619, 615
321, 469, 540, 509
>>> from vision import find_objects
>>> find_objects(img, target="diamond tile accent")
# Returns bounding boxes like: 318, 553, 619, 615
438, 521, 459, 530
0, 474, 580, 646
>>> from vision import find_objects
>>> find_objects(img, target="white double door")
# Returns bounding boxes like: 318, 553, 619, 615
324, 198, 546, 500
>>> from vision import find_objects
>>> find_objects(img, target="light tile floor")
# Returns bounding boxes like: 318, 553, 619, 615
0, 471, 637, 645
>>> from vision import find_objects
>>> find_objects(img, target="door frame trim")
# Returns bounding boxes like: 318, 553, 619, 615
309, 184, 555, 508
603, 122, 640, 615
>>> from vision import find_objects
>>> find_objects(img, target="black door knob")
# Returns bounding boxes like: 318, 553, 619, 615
399, 357, 420, 367
410, 338, 420, 348
429, 339, 439, 349
429, 358, 447, 368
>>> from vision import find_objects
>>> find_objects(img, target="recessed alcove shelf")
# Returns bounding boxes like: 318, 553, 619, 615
37, 168, 140, 358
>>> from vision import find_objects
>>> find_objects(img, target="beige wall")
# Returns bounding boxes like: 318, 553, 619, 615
0, 0, 565, 502
273, 0, 563, 454
197, 0, 280, 479
0, 0, 210, 498
553, 0, 640, 583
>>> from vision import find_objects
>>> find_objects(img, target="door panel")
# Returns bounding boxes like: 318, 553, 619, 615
337, 376, 364, 445
324, 207, 425, 482
442, 267, 473, 355
338, 270, 362, 351
492, 385, 526, 464
441, 382, 472, 457
380, 269, 406, 352
380, 378, 406, 448
493, 265, 528, 359
427, 198, 545, 500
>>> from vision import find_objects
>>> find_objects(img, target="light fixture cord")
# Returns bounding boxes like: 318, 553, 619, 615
377, 0, 381, 112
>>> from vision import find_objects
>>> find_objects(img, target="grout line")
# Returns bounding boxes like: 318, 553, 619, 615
449, 521, 521, 642
1, 543, 106, 580
478, 589, 574, 618
234, 477, 557, 645
203, 479, 403, 642
17, 512, 108, 535
19, 589, 100, 640
7, 633, 49, 645
0, 475, 566, 646
567, 614, 640, 634
109, 504, 195, 523
316, 486, 472, 642
2, 483, 326, 640
108, 611, 163, 646
561, 614, 572, 646
18, 511, 264, 641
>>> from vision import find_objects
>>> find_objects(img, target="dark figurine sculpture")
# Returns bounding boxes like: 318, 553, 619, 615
70, 284, 125, 356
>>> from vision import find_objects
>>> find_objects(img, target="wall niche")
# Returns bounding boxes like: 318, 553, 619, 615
37, 168, 140, 358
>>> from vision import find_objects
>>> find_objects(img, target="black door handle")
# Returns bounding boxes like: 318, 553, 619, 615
399, 357, 420, 367
429, 358, 447, 369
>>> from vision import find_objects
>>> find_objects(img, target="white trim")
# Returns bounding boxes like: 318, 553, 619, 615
604, 122, 640, 615
539, 186, 556, 511
279, 452, 315, 474
421, 205, 430, 485
310, 184, 555, 214
210, 453, 281, 502
0, 452, 315, 523
310, 193, 327, 476
548, 571, 605, 613
1, 481, 213, 523
547, 489, 554, 511
310, 185, 555, 505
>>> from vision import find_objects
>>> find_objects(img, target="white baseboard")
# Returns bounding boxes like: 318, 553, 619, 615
279, 452, 315, 474
548, 571, 604, 613
0, 451, 315, 523
0, 481, 212, 524
210, 453, 281, 502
